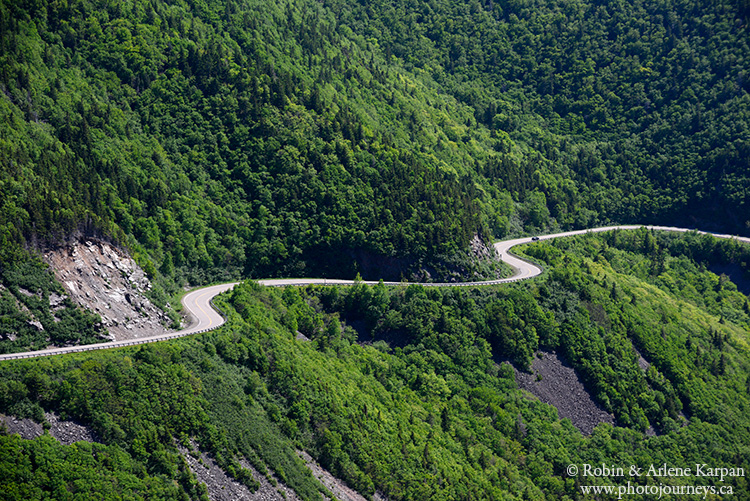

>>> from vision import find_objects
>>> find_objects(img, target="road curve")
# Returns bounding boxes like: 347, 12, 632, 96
2, 225, 748, 361
0, 282, 241, 361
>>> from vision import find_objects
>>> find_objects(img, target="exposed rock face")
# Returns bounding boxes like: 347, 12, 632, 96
3, 413, 388, 501
0, 412, 100, 445
0, 414, 43, 440
469, 233, 497, 262
2, 285, 47, 338
299, 450, 389, 501
513, 352, 615, 435
633, 345, 651, 372
46, 412, 101, 445
44, 239, 170, 341
178, 441, 303, 501
310, 233, 502, 283
177, 440, 389, 501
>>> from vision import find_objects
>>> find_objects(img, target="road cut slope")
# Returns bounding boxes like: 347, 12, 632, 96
2, 226, 747, 361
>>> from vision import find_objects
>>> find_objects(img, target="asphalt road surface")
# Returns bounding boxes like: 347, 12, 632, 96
2, 225, 748, 361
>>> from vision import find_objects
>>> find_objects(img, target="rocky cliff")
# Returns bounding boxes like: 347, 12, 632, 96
44, 240, 171, 341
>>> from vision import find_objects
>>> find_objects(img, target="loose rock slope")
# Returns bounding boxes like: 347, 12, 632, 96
514, 352, 615, 435
44, 240, 171, 341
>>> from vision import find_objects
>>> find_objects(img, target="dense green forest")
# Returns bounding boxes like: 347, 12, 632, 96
2, 0, 750, 498
1, 230, 749, 499
1, 0, 749, 286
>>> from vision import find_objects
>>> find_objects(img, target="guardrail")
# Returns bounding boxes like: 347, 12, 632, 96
0, 327, 219, 361
3, 225, 748, 361
0, 275, 532, 361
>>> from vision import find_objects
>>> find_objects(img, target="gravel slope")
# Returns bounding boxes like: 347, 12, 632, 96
513, 352, 615, 435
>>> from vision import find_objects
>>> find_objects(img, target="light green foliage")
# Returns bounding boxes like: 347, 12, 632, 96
2, 230, 750, 499
0, 0, 495, 285
1, 0, 750, 497
0, 433, 199, 500
521, 229, 750, 432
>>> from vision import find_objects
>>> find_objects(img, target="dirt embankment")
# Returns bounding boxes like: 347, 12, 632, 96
513, 352, 615, 435
44, 239, 171, 341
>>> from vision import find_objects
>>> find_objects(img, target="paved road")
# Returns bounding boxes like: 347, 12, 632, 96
0, 283, 241, 361
2, 225, 748, 361
180, 283, 241, 334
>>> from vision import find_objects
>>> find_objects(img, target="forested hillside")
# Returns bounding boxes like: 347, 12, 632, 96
1, 230, 749, 499
0, 0, 494, 285
328, 0, 750, 227
1, 0, 749, 287
2, 1, 750, 498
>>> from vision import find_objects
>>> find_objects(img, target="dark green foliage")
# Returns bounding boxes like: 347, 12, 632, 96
0, 0, 494, 284
2, 0, 749, 288
324, 0, 750, 229
0, 254, 106, 353
0, 433, 197, 500
521, 230, 750, 431
0, 330, 325, 499
1, 0, 750, 496
2, 232, 750, 500
229, 266, 749, 499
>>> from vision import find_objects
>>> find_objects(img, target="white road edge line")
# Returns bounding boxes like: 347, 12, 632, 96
1, 225, 747, 361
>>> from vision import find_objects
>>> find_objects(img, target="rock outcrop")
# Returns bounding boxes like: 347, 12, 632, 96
178, 440, 303, 501
44, 239, 171, 341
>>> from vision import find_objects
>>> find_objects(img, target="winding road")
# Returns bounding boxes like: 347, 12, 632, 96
2, 225, 748, 361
